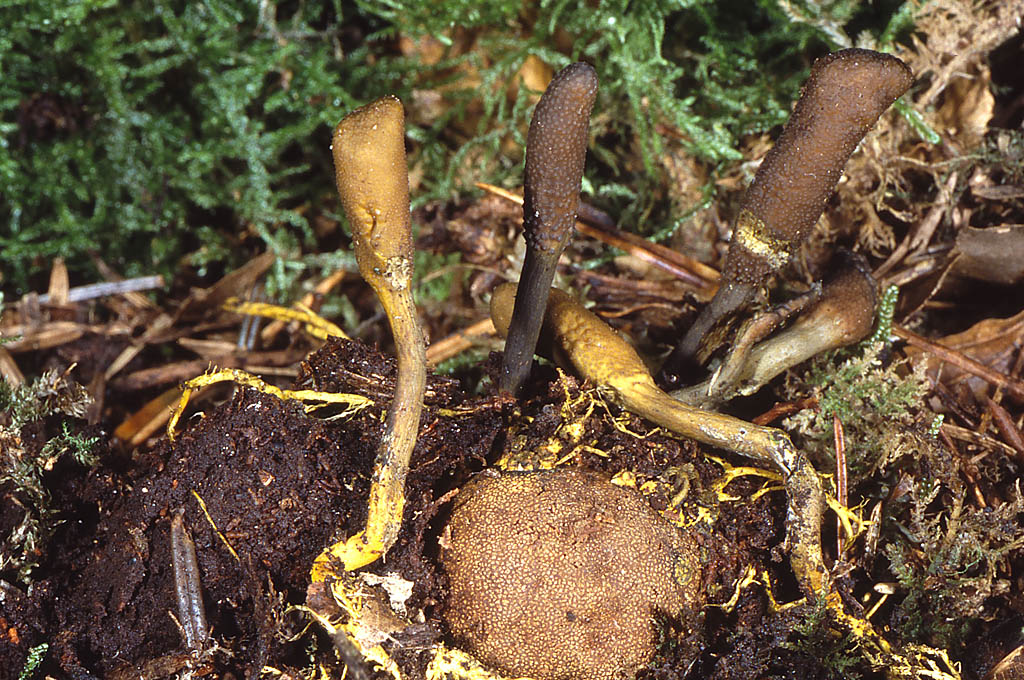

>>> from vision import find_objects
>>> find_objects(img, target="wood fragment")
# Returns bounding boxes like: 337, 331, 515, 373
115, 386, 198, 447
477, 181, 719, 293
2, 321, 91, 352
752, 396, 820, 426
104, 314, 174, 381
171, 511, 209, 651
942, 422, 1021, 463
0, 346, 25, 386
895, 325, 1024, 400
987, 397, 1024, 461
32, 274, 166, 305
425, 317, 496, 367
111, 350, 304, 392
834, 414, 848, 557
47, 257, 70, 306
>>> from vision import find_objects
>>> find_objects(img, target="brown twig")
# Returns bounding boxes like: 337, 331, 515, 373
938, 425, 987, 509
894, 325, 1024, 400
0, 346, 25, 386
477, 182, 719, 293
833, 414, 847, 557
425, 318, 496, 368
752, 396, 820, 426
986, 397, 1024, 462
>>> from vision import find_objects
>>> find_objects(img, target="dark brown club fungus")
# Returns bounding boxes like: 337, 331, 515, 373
441, 468, 702, 680
660, 48, 913, 387
500, 61, 598, 396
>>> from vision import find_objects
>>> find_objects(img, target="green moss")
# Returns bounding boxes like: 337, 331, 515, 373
18, 643, 48, 680
787, 343, 929, 481
0, 370, 97, 583
0, 0, 917, 294
885, 480, 1024, 650
0, 0, 373, 294
782, 597, 865, 680
866, 284, 899, 347
782, 292, 1024, 662
415, 249, 463, 303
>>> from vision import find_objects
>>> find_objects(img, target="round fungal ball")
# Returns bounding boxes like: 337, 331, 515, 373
440, 468, 703, 680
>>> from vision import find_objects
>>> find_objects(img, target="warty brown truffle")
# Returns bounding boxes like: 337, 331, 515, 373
441, 468, 702, 680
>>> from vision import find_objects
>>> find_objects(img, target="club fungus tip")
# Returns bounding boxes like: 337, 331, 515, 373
522, 61, 598, 256
725, 48, 912, 286
500, 61, 598, 395
331, 95, 412, 280
663, 48, 911, 383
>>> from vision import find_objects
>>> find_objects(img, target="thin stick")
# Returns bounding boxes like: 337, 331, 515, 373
894, 325, 1024, 400
833, 414, 847, 557
477, 182, 719, 291
426, 318, 496, 367
33, 274, 165, 305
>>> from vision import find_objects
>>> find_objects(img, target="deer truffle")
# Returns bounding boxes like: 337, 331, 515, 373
441, 468, 702, 680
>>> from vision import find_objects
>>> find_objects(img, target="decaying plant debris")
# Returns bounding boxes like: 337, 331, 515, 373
3, 2, 1024, 679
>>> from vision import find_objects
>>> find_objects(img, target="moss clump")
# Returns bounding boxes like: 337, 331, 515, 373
0, 1, 915, 294
0, 369, 97, 583
0, 0, 377, 294
440, 468, 703, 680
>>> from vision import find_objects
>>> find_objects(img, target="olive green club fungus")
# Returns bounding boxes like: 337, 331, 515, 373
311, 95, 427, 576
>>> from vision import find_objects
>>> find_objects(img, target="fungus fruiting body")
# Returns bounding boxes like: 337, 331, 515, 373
491, 282, 826, 596
311, 96, 427, 575
674, 254, 879, 406
660, 48, 913, 387
500, 62, 598, 396
441, 468, 702, 680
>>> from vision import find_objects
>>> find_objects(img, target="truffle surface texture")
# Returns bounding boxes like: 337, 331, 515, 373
441, 468, 702, 680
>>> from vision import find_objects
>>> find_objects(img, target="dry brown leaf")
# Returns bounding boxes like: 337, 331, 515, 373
933, 63, 994, 149
953, 224, 1024, 285
905, 310, 1024, 402
175, 251, 276, 321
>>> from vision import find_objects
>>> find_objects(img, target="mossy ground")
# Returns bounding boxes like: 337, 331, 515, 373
3, 1, 1024, 679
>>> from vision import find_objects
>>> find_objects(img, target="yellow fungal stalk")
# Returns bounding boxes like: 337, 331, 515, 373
491, 282, 826, 596
312, 96, 426, 578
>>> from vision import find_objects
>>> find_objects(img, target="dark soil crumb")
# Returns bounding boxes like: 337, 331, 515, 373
4, 338, 506, 678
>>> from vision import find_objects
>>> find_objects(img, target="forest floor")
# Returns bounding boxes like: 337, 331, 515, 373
2, 4, 1024, 680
